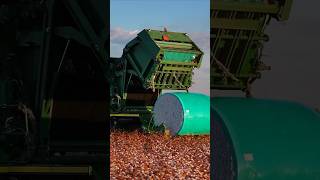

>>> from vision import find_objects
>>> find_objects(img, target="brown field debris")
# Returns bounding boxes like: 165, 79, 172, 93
110, 130, 210, 180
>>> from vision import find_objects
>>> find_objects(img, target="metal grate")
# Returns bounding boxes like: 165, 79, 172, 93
211, 0, 292, 91
152, 63, 194, 90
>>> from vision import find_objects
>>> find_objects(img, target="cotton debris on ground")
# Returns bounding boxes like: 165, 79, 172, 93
110, 130, 210, 180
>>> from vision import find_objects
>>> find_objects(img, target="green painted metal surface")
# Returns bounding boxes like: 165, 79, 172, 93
212, 0, 293, 21
148, 30, 193, 43
211, 0, 293, 92
212, 97, 320, 180
121, 29, 203, 90
174, 93, 210, 135
163, 51, 196, 62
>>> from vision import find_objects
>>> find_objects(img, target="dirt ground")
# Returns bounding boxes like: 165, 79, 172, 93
110, 130, 210, 180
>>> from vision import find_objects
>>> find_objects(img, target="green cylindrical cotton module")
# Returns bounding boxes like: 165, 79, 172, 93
153, 92, 210, 135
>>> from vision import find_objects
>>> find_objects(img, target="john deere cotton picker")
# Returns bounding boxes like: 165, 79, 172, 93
212, 0, 320, 179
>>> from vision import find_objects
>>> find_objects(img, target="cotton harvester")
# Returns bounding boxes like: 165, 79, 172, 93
111, 29, 210, 136
0, 0, 210, 179
212, 0, 320, 179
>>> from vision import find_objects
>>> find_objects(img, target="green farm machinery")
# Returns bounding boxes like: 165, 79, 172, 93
212, 0, 320, 179
0, 0, 209, 179
110, 29, 209, 135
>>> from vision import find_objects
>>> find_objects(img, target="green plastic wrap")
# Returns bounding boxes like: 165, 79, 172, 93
212, 97, 320, 180
154, 92, 210, 135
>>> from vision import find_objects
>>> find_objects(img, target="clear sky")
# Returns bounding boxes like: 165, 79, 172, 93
111, 0, 209, 32
110, 0, 210, 95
